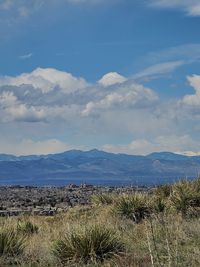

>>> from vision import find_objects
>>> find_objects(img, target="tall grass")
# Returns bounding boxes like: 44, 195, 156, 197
0, 227, 26, 257
17, 220, 39, 236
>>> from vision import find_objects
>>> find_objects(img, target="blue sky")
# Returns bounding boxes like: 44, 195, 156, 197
0, 0, 200, 155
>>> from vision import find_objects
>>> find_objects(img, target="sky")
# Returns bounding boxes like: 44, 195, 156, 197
0, 0, 200, 156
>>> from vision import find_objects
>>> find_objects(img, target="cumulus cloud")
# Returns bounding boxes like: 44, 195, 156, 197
98, 72, 127, 87
0, 67, 200, 156
0, 68, 159, 123
0, 68, 88, 93
0, 91, 45, 122
149, 0, 200, 16
181, 75, 200, 106
82, 82, 158, 116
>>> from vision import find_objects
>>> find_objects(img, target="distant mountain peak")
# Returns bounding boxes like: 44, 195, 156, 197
0, 149, 200, 186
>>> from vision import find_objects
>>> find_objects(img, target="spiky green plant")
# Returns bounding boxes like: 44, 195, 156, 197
151, 196, 166, 213
53, 225, 125, 265
113, 193, 151, 223
154, 184, 172, 199
170, 179, 200, 217
91, 194, 114, 206
17, 221, 39, 235
194, 177, 200, 192
0, 228, 26, 257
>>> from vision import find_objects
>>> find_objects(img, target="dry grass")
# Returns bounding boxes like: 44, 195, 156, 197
1, 178, 200, 266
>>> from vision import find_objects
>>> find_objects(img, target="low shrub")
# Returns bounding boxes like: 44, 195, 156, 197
53, 224, 125, 265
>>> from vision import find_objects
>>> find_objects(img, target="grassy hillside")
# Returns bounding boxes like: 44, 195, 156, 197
1, 179, 200, 266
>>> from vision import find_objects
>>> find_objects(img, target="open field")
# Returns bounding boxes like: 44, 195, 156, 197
0, 179, 200, 266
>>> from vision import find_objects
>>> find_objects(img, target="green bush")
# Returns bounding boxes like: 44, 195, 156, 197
53, 225, 125, 265
0, 228, 26, 257
113, 193, 151, 223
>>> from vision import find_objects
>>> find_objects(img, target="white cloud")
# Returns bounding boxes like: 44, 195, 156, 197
0, 68, 200, 156
103, 135, 198, 155
0, 91, 45, 122
177, 151, 200, 156
149, 0, 200, 16
82, 83, 158, 116
143, 44, 200, 70
0, 91, 17, 107
0, 139, 77, 156
181, 75, 200, 106
98, 72, 127, 87
188, 4, 200, 16
0, 68, 88, 93
0, 68, 159, 123
134, 60, 184, 79
19, 53, 33, 60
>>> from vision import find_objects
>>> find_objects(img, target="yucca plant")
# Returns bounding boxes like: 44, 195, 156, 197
194, 177, 200, 192
151, 196, 166, 213
113, 193, 151, 223
91, 194, 114, 206
0, 227, 26, 257
17, 220, 39, 235
53, 225, 125, 265
154, 184, 172, 199
170, 179, 200, 217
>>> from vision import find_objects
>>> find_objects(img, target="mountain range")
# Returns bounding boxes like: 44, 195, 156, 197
0, 149, 200, 186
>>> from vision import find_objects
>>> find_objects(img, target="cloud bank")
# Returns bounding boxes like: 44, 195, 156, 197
0, 67, 200, 155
